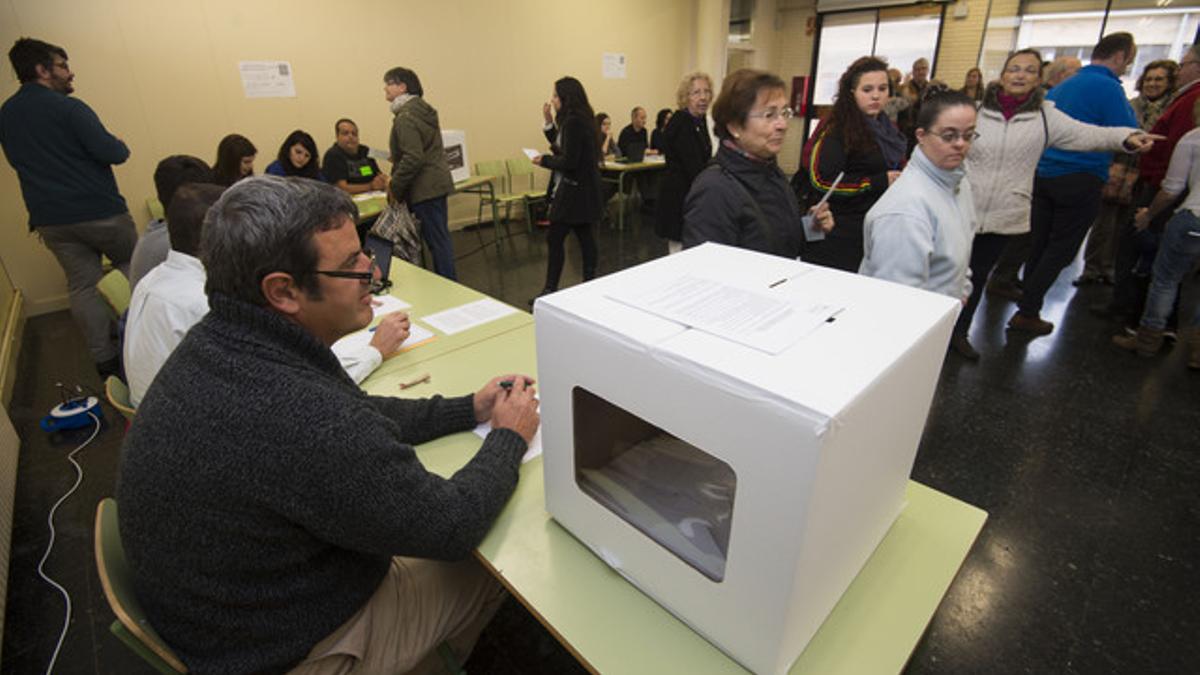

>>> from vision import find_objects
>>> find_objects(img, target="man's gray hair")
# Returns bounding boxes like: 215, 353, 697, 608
202, 175, 358, 306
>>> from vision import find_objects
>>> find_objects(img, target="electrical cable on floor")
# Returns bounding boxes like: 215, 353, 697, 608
37, 411, 101, 675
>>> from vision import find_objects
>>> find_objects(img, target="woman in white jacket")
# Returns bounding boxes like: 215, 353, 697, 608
860, 88, 978, 300
951, 48, 1152, 359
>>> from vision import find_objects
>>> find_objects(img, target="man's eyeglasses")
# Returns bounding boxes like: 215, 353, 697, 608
308, 250, 385, 292
930, 129, 980, 144
748, 107, 795, 122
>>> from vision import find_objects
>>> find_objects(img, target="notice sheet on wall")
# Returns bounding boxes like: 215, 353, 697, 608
239, 61, 296, 98
602, 52, 627, 79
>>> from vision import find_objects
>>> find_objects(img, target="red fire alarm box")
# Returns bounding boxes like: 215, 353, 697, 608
791, 76, 810, 116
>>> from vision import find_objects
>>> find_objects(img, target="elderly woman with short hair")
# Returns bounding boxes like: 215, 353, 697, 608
682, 69, 831, 258
656, 71, 714, 253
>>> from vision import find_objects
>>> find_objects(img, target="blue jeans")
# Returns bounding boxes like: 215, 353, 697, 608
410, 196, 456, 280
1140, 209, 1200, 331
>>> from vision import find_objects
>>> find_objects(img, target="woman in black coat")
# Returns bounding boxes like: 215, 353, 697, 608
683, 69, 831, 258
656, 72, 714, 253
798, 56, 906, 271
532, 76, 604, 300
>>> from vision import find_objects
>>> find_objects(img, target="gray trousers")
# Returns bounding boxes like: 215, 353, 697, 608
36, 212, 137, 363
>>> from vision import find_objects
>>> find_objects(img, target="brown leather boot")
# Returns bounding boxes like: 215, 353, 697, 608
1111, 326, 1164, 357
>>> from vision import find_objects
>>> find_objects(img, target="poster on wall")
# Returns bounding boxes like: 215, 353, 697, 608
442, 130, 469, 183
603, 53, 627, 79
239, 61, 296, 98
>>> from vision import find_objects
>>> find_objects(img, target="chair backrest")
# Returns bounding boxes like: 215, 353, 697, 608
147, 198, 165, 221
506, 157, 537, 191
97, 270, 131, 317
474, 160, 509, 195
94, 498, 188, 673
105, 376, 136, 422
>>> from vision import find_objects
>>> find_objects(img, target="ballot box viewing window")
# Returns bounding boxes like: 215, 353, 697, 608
572, 386, 737, 582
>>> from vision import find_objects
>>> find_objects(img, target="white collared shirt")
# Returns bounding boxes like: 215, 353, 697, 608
124, 250, 209, 406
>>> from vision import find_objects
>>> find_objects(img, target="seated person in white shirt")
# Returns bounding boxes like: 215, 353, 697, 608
124, 183, 411, 405
128, 155, 212, 291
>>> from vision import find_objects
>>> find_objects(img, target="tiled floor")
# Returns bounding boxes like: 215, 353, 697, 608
3, 207, 1197, 674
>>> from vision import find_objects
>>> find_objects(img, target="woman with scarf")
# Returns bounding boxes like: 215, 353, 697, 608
951, 48, 1152, 359
682, 69, 831, 257
1078, 60, 1179, 285
799, 56, 907, 272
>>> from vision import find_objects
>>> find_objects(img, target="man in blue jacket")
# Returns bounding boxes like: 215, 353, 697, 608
0, 38, 136, 377
1008, 32, 1145, 336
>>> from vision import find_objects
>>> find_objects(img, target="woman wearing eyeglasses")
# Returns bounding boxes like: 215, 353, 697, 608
799, 56, 906, 272
682, 69, 831, 257
951, 48, 1153, 359
860, 88, 978, 302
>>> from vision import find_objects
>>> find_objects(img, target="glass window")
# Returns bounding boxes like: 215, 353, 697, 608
811, 7, 941, 106
812, 11, 878, 105
572, 386, 737, 583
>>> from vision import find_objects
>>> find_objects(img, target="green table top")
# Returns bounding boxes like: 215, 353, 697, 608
351, 176, 497, 222
602, 159, 667, 173
356, 260, 532, 394
372, 320, 987, 675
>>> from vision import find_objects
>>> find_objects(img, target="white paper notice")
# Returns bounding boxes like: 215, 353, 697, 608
602, 52, 627, 79
474, 423, 542, 464
522, 148, 540, 160
353, 190, 388, 203
422, 298, 517, 336
332, 322, 436, 356
608, 276, 840, 354
371, 294, 412, 319
238, 61, 296, 98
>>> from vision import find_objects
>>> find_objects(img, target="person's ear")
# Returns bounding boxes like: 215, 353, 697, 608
915, 128, 928, 144
727, 122, 744, 140
33, 63, 51, 81
261, 272, 304, 316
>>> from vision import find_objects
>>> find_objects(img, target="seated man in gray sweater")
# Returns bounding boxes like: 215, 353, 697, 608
116, 175, 540, 675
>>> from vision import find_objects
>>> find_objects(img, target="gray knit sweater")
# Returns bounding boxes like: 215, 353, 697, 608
116, 292, 527, 674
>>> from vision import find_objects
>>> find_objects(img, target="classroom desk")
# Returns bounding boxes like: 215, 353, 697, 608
352, 261, 531, 388
601, 159, 666, 231
351, 175, 503, 251
362, 282, 987, 674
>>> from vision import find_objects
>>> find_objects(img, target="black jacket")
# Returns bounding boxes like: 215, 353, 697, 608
796, 119, 896, 270
655, 109, 711, 240
682, 144, 803, 258
541, 114, 603, 224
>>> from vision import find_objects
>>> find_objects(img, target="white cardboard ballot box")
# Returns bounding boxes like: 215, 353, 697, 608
535, 243, 960, 675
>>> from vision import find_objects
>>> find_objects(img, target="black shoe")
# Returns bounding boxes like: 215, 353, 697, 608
950, 334, 980, 361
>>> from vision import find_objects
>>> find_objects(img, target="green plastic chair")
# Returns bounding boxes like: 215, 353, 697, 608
105, 375, 136, 423
97, 269, 131, 317
147, 198, 165, 221
505, 157, 549, 232
94, 498, 188, 674
474, 161, 524, 242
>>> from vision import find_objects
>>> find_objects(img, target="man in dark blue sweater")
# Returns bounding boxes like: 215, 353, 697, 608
1008, 32, 1153, 336
117, 176, 540, 674
0, 37, 136, 377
